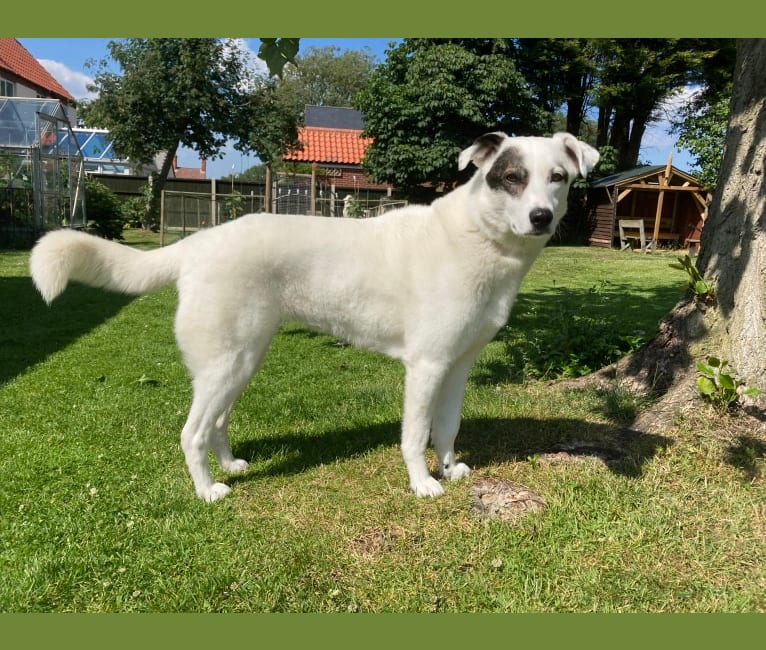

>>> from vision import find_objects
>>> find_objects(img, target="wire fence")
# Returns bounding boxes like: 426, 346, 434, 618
159, 188, 407, 246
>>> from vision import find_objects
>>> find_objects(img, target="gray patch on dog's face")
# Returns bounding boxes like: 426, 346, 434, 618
485, 147, 529, 197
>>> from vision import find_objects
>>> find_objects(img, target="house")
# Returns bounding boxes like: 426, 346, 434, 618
173, 155, 207, 180
0, 38, 75, 109
587, 158, 708, 254
283, 105, 392, 193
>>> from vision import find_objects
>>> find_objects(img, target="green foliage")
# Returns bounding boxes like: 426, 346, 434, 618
221, 190, 244, 222
343, 195, 365, 218
356, 39, 545, 193
590, 39, 726, 169
671, 86, 731, 190
669, 254, 714, 302
696, 356, 762, 412
84, 176, 126, 240
121, 183, 156, 231
257, 38, 300, 77
274, 45, 377, 116
81, 38, 300, 221
505, 281, 647, 380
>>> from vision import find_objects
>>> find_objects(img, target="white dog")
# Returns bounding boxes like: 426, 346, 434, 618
30, 132, 598, 502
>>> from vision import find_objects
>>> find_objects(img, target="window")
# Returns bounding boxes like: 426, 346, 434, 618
0, 78, 15, 97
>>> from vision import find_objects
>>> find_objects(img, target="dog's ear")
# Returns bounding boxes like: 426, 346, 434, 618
553, 132, 600, 178
458, 132, 507, 171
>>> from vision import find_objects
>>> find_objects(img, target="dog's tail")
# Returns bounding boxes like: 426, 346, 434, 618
30, 229, 183, 304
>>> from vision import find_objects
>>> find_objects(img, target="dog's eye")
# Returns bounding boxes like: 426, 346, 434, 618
550, 172, 565, 183
505, 173, 520, 184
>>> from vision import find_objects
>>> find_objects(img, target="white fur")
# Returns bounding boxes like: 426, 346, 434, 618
30, 132, 598, 502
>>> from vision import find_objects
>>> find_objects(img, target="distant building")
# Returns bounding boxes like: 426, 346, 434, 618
283, 105, 392, 193
1, 39, 85, 242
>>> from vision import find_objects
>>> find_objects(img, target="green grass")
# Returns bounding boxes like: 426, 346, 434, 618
1, 234, 764, 612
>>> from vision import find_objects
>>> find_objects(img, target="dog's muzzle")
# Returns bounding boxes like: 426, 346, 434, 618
529, 207, 554, 234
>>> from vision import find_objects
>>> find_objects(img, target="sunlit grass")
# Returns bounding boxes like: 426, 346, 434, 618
1, 236, 763, 612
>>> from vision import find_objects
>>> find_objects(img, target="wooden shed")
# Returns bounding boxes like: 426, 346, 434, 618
586, 158, 709, 253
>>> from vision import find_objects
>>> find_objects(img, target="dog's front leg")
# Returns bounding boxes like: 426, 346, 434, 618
401, 361, 449, 497
431, 358, 474, 482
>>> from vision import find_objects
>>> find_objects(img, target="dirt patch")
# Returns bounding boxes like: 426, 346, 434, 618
469, 477, 546, 523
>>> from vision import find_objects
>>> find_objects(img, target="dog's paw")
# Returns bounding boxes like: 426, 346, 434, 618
442, 462, 471, 481
411, 476, 445, 498
222, 458, 249, 474
200, 482, 232, 502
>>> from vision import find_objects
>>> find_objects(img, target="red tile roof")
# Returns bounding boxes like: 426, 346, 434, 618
0, 38, 74, 102
284, 126, 372, 165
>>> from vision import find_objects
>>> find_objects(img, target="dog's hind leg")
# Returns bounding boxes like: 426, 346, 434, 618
401, 360, 450, 497
210, 403, 248, 474
431, 357, 475, 482
180, 341, 270, 502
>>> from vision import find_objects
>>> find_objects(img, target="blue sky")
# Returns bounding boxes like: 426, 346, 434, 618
18, 37, 694, 179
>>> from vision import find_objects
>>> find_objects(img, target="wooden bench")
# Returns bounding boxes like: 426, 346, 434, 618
615, 218, 680, 252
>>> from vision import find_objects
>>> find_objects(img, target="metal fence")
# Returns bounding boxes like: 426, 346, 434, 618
160, 189, 266, 245
159, 187, 407, 246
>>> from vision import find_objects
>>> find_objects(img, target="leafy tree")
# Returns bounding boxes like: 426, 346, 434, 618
355, 39, 545, 197
514, 39, 597, 137
671, 88, 730, 190
670, 40, 736, 190
80, 38, 299, 226
591, 39, 722, 169
274, 45, 378, 118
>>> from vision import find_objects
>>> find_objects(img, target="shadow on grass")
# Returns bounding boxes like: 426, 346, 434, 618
724, 435, 766, 481
0, 277, 133, 385
231, 414, 673, 485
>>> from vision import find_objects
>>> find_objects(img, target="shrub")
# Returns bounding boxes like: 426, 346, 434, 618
84, 176, 126, 240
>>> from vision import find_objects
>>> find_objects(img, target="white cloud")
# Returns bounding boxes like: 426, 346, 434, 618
221, 38, 269, 91
639, 84, 704, 168
39, 59, 96, 101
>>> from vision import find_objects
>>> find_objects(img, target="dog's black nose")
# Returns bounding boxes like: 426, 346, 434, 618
529, 208, 554, 230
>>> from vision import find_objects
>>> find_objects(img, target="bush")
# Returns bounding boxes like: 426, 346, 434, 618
84, 176, 126, 240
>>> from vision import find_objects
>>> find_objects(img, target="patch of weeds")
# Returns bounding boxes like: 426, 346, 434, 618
505, 281, 647, 380
696, 356, 762, 413
581, 384, 653, 427
669, 255, 714, 306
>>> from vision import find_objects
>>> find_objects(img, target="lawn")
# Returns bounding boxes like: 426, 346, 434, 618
0, 232, 763, 613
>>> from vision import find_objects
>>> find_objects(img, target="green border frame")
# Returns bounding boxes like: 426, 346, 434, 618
4, 613, 766, 646
2, 2, 766, 37
2, 4, 764, 643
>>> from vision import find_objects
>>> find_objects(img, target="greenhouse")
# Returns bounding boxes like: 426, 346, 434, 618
0, 97, 86, 246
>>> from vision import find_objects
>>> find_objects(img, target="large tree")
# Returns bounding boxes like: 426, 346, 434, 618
81, 38, 299, 226
600, 39, 766, 428
514, 39, 597, 138
355, 39, 545, 197
591, 39, 721, 169
273, 45, 378, 119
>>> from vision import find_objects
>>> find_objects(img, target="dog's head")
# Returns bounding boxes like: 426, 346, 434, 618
459, 132, 599, 241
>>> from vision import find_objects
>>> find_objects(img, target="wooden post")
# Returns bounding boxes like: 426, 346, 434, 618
310, 163, 317, 216
210, 178, 217, 227
264, 163, 272, 213
651, 154, 672, 252
160, 189, 165, 247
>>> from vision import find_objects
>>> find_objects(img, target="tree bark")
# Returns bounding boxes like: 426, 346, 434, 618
587, 39, 766, 431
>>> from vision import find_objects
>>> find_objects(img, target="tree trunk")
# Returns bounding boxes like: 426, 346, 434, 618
145, 140, 180, 229
589, 39, 766, 431
695, 38, 766, 390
